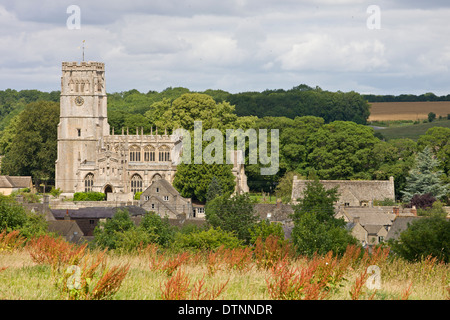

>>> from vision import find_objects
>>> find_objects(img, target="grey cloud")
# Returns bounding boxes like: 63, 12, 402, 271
1, 1, 450, 95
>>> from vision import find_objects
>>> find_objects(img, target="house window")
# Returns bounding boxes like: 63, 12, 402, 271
144, 146, 155, 162
151, 203, 155, 209
158, 145, 170, 162
156, 187, 159, 193
84, 173, 94, 192
144, 195, 149, 201
163, 196, 169, 201
129, 145, 141, 162
77, 129, 81, 137
130, 174, 143, 194
197, 207, 205, 214
89, 220, 95, 225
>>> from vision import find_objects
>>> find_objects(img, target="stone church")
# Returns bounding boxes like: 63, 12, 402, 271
55, 61, 248, 200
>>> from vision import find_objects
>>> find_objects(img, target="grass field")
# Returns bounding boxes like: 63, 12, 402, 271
368, 101, 450, 121
373, 119, 450, 141
0, 238, 449, 300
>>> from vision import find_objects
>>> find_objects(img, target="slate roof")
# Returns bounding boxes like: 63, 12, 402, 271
253, 203, 294, 221
292, 178, 395, 204
0, 175, 32, 188
51, 205, 147, 219
364, 225, 384, 235
48, 220, 84, 242
340, 207, 396, 226
385, 216, 422, 241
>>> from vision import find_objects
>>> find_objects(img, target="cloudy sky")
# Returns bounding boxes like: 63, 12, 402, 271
1, 0, 450, 95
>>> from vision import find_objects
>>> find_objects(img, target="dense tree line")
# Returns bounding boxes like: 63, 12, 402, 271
225, 85, 371, 125
0, 88, 449, 205
363, 92, 450, 102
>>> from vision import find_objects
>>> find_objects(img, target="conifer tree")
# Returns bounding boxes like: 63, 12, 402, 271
401, 147, 449, 203
206, 176, 222, 203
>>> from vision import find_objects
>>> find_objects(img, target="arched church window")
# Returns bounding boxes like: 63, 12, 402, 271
144, 145, 155, 162
129, 145, 141, 162
158, 145, 170, 162
130, 174, 143, 194
84, 173, 94, 192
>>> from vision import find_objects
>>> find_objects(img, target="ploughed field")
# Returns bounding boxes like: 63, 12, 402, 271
368, 101, 450, 121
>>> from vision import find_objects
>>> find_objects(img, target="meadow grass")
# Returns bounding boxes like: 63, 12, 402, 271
0, 239, 448, 300
372, 119, 450, 141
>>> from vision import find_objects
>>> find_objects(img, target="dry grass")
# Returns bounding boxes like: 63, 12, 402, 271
368, 101, 450, 121
0, 238, 448, 300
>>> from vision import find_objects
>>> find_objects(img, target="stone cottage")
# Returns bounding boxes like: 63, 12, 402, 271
139, 178, 206, 219
0, 175, 33, 195
338, 207, 396, 247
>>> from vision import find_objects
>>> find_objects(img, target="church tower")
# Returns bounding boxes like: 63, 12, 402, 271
55, 61, 110, 192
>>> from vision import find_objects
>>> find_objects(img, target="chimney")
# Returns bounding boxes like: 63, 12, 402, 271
64, 209, 70, 220
411, 206, 417, 216
393, 206, 400, 216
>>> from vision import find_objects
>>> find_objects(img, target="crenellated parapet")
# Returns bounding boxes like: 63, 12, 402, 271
62, 61, 105, 71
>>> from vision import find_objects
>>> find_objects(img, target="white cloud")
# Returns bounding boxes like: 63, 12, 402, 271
277, 34, 388, 72
0, 1, 450, 95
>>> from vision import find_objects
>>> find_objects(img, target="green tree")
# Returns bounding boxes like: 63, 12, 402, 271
205, 193, 258, 244
249, 219, 285, 244
0, 115, 19, 155
274, 171, 298, 203
146, 93, 244, 132
305, 121, 380, 180
206, 176, 223, 203
416, 199, 447, 218
427, 112, 436, 122
123, 113, 153, 134
401, 146, 449, 203
73, 192, 106, 201
418, 127, 450, 178
94, 209, 135, 250
0, 195, 47, 237
138, 211, 174, 246
291, 179, 359, 257
371, 138, 417, 199
1, 101, 59, 182
173, 162, 235, 203
389, 216, 450, 263
173, 226, 243, 251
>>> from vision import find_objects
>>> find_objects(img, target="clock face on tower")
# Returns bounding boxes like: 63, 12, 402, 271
75, 96, 84, 106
